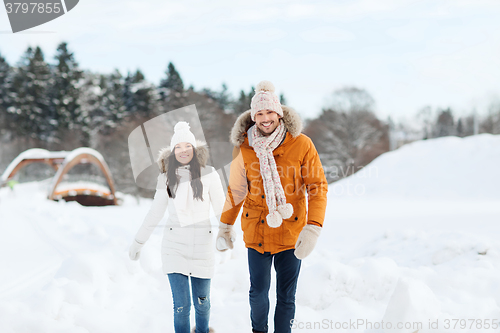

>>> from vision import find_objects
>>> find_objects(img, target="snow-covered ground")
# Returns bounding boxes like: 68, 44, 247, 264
1, 134, 500, 333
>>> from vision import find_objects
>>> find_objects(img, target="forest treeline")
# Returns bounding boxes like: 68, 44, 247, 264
1, 43, 499, 194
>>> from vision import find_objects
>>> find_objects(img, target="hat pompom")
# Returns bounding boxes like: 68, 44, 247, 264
266, 210, 282, 228
255, 80, 275, 93
174, 121, 190, 133
170, 121, 196, 151
277, 203, 293, 219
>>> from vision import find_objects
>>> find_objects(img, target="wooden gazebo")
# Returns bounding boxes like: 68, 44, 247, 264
1, 148, 118, 206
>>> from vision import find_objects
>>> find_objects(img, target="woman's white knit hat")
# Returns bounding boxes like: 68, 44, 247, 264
250, 80, 283, 121
170, 121, 197, 151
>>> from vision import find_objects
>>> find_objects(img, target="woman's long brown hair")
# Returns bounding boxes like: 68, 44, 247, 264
165, 147, 204, 201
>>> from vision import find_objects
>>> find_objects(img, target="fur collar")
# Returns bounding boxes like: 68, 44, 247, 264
156, 140, 209, 174
229, 105, 303, 147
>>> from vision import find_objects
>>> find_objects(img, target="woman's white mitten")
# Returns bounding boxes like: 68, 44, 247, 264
129, 239, 144, 261
294, 225, 322, 259
216, 222, 236, 251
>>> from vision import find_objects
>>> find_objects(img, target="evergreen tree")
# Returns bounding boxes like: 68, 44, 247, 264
279, 93, 287, 105
10, 46, 52, 139
201, 83, 232, 112
232, 86, 255, 115
459, 115, 480, 137
248, 85, 255, 103
158, 62, 186, 110
433, 108, 455, 138
76, 71, 102, 145
217, 83, 231, 111
50, 42, 83, 130
456, 118, 464, 137
100, 70, 126, 135
0, 52, 14, 133
123, 69, 156, 118
160, 62, 184, 93
233, 90, 248, 115
77, 70, 126, 145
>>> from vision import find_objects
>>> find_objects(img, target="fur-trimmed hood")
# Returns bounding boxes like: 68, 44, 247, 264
230, 105, 303, 147
156, 140, 209, 174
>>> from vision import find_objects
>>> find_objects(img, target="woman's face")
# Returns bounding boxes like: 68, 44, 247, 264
174, 142, 194, 165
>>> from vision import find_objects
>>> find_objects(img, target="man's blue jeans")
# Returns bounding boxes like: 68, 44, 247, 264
248, 248, 302, 333
167, 273, 211, 333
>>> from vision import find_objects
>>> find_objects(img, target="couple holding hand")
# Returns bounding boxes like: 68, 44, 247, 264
129, 80, 328, 333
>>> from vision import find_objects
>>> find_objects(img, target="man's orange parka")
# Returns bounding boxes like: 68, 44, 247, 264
220, 106, 328, 254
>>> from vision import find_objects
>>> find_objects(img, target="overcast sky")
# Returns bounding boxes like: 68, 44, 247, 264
1, 0, 500, 122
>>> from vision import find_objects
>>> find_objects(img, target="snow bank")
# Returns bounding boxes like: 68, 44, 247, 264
330, 134, 500, 199
1, 135, 500, 332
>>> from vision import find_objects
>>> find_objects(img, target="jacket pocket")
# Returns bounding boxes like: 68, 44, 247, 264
281, 199, 307, 246
241, 207, 262, 244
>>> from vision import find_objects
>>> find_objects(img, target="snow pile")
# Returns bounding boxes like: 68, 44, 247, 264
330, 134, 500, 199
1, 135, 500, 332
0, 182, 252, 332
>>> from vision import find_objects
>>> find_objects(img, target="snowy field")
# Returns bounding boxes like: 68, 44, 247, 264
1, 134, 500, 333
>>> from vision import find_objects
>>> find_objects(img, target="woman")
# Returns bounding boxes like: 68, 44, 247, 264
129, 121, 226, 333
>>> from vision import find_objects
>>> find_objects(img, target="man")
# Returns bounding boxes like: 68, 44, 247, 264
216, 80, 328, 333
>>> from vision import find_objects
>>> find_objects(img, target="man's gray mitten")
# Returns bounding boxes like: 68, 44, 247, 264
129, 239, 144, 261
294, 224, 322, 259
216, 222, 236, 251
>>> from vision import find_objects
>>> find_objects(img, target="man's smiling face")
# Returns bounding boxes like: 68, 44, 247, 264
254, 109, 281, 136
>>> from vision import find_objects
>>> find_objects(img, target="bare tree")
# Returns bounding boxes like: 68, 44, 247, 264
416, 106, 433, 140
480, 100, 500, 135
304, 87, 389, 182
